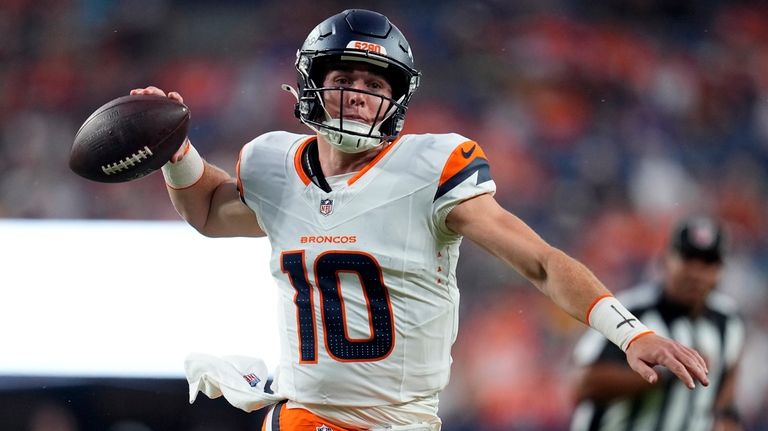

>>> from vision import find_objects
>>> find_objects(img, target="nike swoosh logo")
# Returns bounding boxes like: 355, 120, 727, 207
460, 144, 476, 159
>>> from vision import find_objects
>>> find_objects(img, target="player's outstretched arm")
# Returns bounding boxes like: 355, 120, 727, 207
446, 193, 708, 389
130, 86, 265, 238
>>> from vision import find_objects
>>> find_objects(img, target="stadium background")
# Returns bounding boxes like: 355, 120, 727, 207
2, 0, 768, 429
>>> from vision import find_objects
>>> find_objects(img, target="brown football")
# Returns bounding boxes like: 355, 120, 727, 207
69, 95, 190, 183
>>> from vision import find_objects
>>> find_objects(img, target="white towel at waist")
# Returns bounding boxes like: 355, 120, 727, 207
186, 353, 438, 430
185, 352, 284, 412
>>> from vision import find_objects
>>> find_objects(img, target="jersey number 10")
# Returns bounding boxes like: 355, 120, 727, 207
281, 251, 395, 363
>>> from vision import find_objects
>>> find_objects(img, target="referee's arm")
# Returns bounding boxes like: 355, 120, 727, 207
713, 364, 743, 431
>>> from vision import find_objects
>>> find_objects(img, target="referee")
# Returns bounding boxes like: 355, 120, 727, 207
570, 216, 745, 431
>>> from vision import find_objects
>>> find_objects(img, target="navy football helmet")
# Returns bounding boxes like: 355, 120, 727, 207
287, 9, 421, 153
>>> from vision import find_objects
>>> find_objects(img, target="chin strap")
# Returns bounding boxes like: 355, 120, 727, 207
301, 139, 332, 192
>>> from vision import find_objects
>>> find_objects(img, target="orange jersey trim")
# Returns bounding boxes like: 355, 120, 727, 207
585, 294, 613, 324
236, 145, 246, 198
263, 402, 358, 431
347, 136, 402, 186
437, 140, 487, 187
292, 136, 401, 188
625, 330, 655, 350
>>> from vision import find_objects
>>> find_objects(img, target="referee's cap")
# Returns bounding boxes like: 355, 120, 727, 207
669, 216, 725, 263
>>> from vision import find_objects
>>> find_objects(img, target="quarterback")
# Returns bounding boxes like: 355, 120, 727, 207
131, 9, 709, 431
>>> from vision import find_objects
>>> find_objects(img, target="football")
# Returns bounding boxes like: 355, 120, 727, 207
69, 94, 190, 183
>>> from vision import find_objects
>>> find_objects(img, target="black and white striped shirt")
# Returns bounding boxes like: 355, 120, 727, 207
570, 284, 744, 431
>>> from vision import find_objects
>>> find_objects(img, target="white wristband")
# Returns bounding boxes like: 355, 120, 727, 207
587, 295, 653, 352
162, 142, 204, 189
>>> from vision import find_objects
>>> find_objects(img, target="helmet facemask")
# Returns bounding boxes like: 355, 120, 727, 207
296, 56, 410, 153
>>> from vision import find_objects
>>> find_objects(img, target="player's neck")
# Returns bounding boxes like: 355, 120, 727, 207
316, 136, 387, 176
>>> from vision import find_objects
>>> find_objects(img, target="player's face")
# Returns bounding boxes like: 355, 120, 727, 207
663, 253, 722, 312
322, 66, 393, 125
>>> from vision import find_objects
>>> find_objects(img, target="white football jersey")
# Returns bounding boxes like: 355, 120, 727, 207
237, 131, 495, 408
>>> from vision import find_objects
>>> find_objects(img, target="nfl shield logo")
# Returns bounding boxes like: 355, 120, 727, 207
316, 426, 333, 431
319, 198, 333, 216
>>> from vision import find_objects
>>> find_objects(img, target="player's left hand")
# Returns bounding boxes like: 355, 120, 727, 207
625, 333, 709, 389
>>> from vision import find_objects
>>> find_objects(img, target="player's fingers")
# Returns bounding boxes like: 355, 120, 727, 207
671, 342, 707, 375
694, 347, 709, 374
660, 356, 696, 389
678, 346, 709, 386
144, 86, 167, 96
130, 86, 167, 97
628, 358, 660, 385
167, 91, 184, 104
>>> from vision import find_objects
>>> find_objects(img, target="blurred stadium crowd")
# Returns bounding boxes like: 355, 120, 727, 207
2, 0, 767, 430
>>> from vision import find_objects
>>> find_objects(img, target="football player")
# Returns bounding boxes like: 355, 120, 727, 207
131, 9, 709, 431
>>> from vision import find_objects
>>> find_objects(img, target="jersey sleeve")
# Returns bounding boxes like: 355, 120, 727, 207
236, 136, 259, 208
236, 132, 288, 234
235, 144, 250, 205
431, 139, 496, 238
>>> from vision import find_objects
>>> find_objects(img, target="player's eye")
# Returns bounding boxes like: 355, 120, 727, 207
334, 77, 351, 86
368, 79, 391, 95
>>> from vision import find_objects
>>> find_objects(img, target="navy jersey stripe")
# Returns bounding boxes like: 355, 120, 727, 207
434, 157, 492, 201
271, 400, 286, 430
